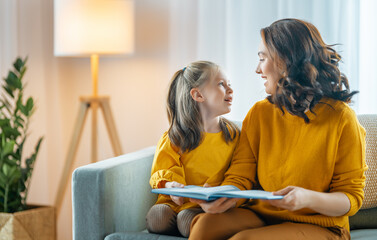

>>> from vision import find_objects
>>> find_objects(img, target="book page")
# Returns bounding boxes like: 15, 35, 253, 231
151, 185, 282, 200
151, 185, 239, 200
214, 190, 283, 200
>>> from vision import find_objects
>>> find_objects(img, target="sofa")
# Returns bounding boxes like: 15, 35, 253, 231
72, 114, 377, 240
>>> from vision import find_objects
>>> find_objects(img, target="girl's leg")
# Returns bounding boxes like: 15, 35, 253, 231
189, 208, 265, 240
145, 204, 178, 235
229, 222, 350, 240
177, 208, 203, 237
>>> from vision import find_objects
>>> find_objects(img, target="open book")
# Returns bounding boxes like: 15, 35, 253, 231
151, 185, 284, 201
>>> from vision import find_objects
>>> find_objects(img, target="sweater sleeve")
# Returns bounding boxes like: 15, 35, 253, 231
329, 108, 367, 216
222, 107, 257, 192
149, 132, 186, 189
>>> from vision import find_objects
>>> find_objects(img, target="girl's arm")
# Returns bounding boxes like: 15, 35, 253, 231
150, 132, 186, 189
150, 133, 187, 206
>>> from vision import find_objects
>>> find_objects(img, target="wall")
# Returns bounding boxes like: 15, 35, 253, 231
1, 0, 171, 239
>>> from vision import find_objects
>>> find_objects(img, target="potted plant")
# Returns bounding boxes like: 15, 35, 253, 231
0, 57, 55, 239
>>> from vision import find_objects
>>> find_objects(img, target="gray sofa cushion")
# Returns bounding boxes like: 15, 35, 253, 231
106, 229, 377, 240
105, 232, 186, 240
350, 229, 377, 240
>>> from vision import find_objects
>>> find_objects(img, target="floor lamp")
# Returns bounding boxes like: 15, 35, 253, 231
53, 0, 134, 216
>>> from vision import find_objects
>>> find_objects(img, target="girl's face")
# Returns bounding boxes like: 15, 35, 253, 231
199, 69, 233, 118
256, 40, 283, 95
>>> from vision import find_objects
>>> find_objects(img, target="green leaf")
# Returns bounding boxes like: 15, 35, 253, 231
18, 177, 26, 192
5, 71, 20, 90
0, 118, 10, 127
2, 86, 14, 98
7, 167, 21, 184
26, 97, 34, 113
15, 115, 25, 124
2, 164, 10, 177
0, 97, 13, 114
0, 172, 7, 185
13, 58, 24, 72
14, 119, 24, 129
23, 137, 43, 182
4, 158, 18, 167
7, 198, 22, 208
17, 99, 29, 116
3, 127, 21, 139
1, 141, 15, 156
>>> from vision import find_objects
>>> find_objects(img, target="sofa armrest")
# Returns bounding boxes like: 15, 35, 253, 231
72, 146, 157, 240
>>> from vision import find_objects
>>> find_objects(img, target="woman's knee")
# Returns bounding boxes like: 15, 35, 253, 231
189, 212, 232, 240
189, 208, 266, 240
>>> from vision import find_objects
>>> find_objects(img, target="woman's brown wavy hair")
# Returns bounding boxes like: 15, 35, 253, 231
167, 61, 239, 153
261, 18, 358, 123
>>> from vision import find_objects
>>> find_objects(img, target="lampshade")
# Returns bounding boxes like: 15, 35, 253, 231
54, 0, 134, 56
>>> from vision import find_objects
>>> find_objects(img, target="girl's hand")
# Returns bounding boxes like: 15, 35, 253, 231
165, 181, 185, 206
190, 197, 239, 214
265, 186, 313, 211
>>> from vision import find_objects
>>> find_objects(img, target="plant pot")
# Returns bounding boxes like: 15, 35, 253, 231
0, 205, 55, 240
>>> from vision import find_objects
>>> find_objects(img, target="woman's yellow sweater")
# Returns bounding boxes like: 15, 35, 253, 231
150, 131, 238, 213
222, 98, 366, 230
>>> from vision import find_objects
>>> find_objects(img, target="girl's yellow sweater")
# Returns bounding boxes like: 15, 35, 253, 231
150, 131, 238, 213
222, 98, 366, 231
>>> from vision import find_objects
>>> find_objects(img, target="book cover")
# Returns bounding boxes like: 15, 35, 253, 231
151, 185, 284, 201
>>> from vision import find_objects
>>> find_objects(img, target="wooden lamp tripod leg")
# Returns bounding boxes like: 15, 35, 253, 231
91, 100, 98, 163
55, 100, 90, 216
99, 98, 123, 156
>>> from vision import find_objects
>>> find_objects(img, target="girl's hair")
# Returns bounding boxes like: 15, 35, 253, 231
261, 18, 358, 123
166, 60, 239, 153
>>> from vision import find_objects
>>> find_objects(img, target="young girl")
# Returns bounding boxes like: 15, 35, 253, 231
146, 61, 240, 237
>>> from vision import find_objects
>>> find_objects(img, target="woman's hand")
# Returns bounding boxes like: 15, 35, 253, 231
189, 183, 239, 213
265, 186, 350, 216
165, 181, 185, 206
265, 186, 313, 211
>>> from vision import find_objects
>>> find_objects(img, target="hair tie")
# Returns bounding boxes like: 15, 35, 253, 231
182, 67, 186, 72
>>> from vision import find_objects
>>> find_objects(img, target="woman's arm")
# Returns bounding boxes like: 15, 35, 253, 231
267, 186, 350, 217
190, 107, 260, 213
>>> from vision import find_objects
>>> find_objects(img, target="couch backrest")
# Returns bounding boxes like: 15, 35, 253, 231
349, 114, 377, 230
357, 114, 377, 210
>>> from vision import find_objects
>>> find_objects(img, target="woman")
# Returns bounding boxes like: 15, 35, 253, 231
189, 18, 366, 240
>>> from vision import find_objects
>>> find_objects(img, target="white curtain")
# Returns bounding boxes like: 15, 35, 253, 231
0, 0, 18, 76
359, 0, 377, 114
169, 0, 377, 121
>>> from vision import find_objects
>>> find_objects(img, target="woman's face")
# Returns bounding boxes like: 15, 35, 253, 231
256, 40, 282, 95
